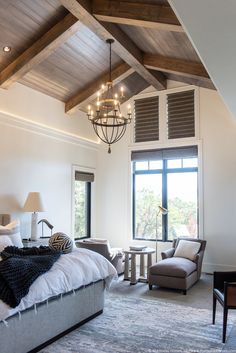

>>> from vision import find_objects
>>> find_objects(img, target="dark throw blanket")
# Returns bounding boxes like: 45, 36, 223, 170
0, 246, 61, 308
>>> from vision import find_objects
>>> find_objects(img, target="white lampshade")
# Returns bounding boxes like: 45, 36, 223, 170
23, 192, 44, 212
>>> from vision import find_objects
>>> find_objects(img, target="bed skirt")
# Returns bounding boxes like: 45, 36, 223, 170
0, 280, 105, 353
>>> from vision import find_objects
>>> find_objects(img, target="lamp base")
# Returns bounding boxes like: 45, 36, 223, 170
31, 212, 39, 241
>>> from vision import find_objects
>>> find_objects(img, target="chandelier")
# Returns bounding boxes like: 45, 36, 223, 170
87, 39, 132, 153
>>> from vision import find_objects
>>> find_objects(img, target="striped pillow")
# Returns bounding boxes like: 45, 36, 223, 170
49, 233, 73, 254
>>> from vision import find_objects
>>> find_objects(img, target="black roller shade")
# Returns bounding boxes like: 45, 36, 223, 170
75, 171, 94, 182
131, 145, 198, 162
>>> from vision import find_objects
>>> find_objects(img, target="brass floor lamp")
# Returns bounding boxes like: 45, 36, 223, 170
155, 206, 168, 262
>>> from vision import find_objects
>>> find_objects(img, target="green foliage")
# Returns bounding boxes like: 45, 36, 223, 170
135, 188, 197, 240
74, 181, 86, 238
135, 188, 162, 239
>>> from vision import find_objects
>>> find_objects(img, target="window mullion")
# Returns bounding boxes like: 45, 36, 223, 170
86, 182, 91, 238
162, 160, 168, 241
132, 172, 136, 240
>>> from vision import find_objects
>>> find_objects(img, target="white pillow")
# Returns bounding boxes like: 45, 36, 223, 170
0, 236, 13, 252
0, 219, 23, 248
174, 239, 201, 261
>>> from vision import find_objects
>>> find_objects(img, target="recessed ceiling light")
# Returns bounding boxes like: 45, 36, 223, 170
3, 46, 11, 53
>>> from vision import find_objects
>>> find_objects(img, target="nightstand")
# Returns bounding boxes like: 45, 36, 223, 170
22, 238, 50, 247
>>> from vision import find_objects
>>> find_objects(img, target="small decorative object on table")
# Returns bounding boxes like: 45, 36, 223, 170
129, 245, 147, 251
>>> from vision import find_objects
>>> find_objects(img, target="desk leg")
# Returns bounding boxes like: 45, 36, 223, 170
130, 254, 137, 285
147, 253, 152, 281
140, 254, 145, 277
124, 253, 129, 280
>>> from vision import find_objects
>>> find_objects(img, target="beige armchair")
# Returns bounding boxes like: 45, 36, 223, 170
149, 237, 206, 294
76, 238, 124, 275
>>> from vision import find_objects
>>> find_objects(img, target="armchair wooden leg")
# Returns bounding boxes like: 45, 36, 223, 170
149, 284, 152, 290
183, 290, 187, 295
212, 294, 216, 325
223, 307, 228, 343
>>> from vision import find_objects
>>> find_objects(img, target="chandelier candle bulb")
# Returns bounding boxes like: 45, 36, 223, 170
87, 38, 132, 153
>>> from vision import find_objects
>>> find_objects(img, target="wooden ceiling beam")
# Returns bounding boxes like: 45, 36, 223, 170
0, 13, 80, 89
166, 73, 215, 90
92, 0, 183, 32
144, 53, 210, 80
61, 0, 167, 92
66, 62, 133, 113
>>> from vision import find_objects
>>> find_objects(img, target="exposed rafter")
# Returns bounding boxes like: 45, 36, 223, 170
92, 0, 183, 32
166, 73, 215, 90
61, 0, 167, 93
66, 62, 133, 113
0, 13, 80, 89
144, 53, 210, 80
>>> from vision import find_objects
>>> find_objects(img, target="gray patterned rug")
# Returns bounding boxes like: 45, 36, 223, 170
39, 294, 234, 353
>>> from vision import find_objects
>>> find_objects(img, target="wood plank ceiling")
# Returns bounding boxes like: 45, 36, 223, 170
0, 0, 215, 115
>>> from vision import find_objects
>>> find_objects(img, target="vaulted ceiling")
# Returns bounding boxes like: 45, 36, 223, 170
0, 0, 214, 115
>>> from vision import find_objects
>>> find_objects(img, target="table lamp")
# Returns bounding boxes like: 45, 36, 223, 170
155, 205, 168, 262
23, 192, 45, 241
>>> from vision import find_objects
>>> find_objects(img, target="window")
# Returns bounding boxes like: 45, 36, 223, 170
74, 170, 94, 239
134, 89, 196, 144
132, 146, 198, 241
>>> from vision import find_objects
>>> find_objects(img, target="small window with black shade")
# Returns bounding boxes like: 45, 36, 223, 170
74, 171, 94, 239
132, 146, 198, 241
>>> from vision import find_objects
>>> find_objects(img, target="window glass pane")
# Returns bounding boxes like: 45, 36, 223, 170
167, 172, 198, 240
149, 160, 163, 170
74, 180, 89, 238
135, 161, 148, 170
134, 174, 162, 240
183, 158, 198, 168
167, 159, 182, 169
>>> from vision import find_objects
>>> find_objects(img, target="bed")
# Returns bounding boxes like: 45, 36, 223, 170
0, 215, 117, 353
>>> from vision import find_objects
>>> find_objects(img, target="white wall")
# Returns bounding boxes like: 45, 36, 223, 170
0, 83, 98, 237
96, 81, 236, 272
169, 0, 236, 119
200, 88, 236, 271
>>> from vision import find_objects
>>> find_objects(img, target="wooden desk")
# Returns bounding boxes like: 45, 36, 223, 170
124, 247, 155, 285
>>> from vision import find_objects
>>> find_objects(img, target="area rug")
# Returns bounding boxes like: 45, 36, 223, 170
39, 294, 233, 353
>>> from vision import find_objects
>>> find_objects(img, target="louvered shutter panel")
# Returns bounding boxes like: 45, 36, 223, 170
167, 90, 195, 139
134, 96, 159, 143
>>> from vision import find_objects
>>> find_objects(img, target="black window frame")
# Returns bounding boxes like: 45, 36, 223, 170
74, 178, 92, 240
132, 157, 198, 242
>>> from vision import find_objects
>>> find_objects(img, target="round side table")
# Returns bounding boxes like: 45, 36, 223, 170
123, 247, 155, 285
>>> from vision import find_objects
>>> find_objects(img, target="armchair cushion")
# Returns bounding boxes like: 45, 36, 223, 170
150, 257, 197, 278
161, 248, 175, 259
173, 239, 201, 261
76, 239, 124, 275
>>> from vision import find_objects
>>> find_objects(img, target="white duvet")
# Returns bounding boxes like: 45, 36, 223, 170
0, 247, 117, 321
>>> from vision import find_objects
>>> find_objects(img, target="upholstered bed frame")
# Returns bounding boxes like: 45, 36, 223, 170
0, 215, 105, 353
